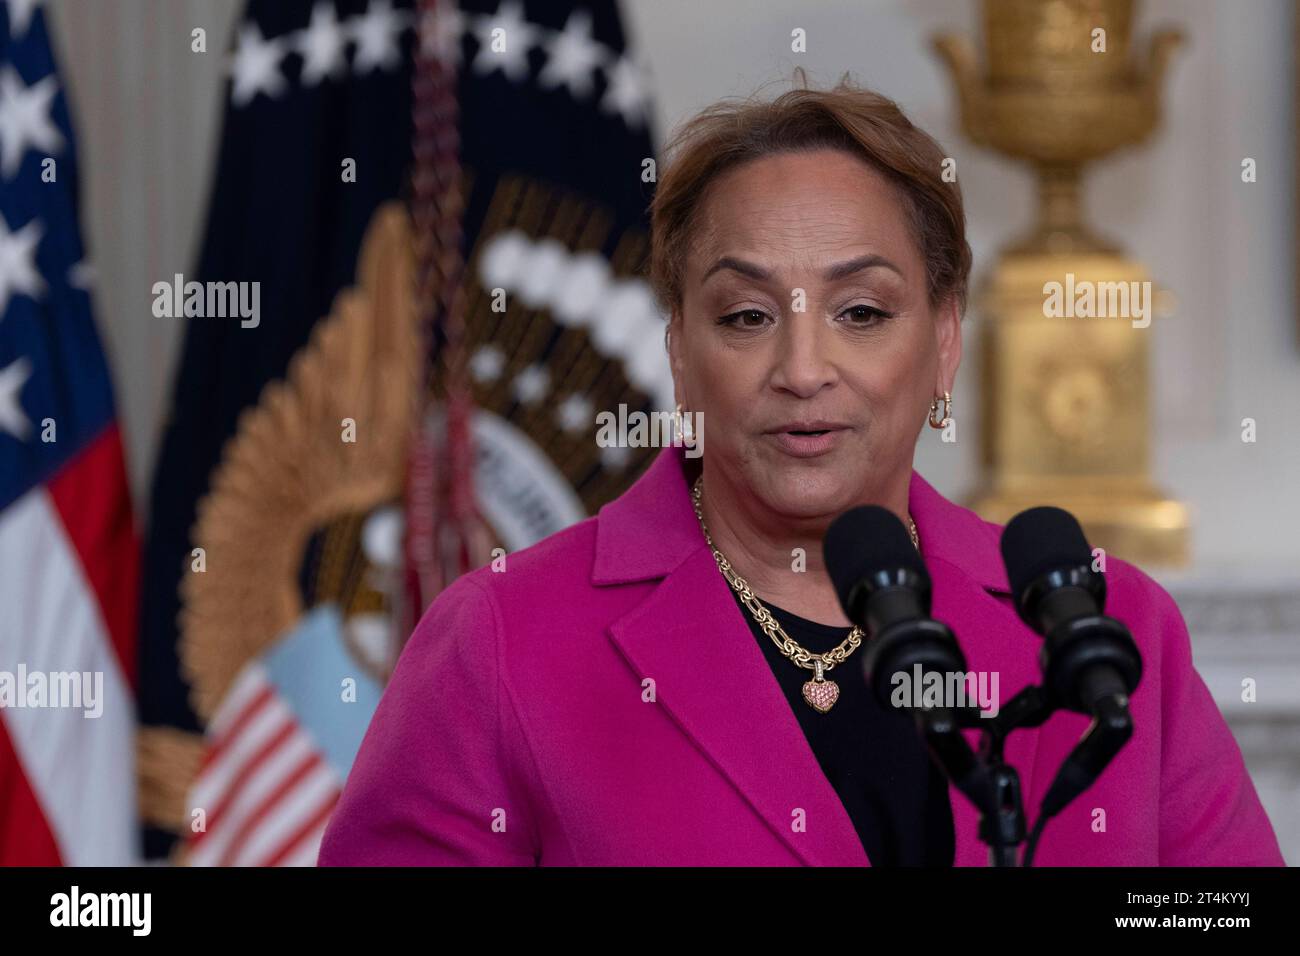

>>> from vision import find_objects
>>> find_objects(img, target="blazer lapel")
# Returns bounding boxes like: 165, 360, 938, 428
607, 543, 870, 866
595, 447, 1048, 867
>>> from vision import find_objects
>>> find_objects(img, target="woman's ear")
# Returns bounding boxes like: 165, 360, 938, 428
934, 294, 963, 395
666, 311, 686, 406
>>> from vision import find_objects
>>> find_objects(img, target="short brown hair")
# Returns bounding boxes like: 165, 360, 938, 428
648, 72, 972, 319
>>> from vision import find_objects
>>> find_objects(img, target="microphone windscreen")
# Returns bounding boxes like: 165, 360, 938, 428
824, 505, 926, 611
1000, 506, 1093, 600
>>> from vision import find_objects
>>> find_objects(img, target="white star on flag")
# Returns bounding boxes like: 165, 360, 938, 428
229, 23, 287, 107
602, 55, 651, 129
3, 0, 40, 40
419, 1, 466, 67
351, 0, 409, 74
538, 10, 604, 100
472, 0, 538, 83
0, 212, 44, 316
0, 356, 32, 440
0, 65, 63, 179
296, 1, 348, 86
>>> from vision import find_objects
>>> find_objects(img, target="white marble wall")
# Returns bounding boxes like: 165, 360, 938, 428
1164, 574, 1300, 863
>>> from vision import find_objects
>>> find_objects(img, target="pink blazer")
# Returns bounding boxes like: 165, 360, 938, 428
318, 446, 1284, 866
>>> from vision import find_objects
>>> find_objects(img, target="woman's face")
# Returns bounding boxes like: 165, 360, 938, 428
669, 147, 962, 520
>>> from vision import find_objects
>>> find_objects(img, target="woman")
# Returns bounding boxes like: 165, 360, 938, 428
318, 79, 1283, 866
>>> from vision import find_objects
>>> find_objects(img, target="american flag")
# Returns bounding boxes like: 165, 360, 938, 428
0, 2, 139, 864
185, 607, 380, 867
185, 669, 331, 867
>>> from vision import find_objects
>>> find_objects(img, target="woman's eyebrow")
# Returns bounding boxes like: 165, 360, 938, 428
701, 253, 904, 284
701, 256, 771, 283
823, 253, 904, 282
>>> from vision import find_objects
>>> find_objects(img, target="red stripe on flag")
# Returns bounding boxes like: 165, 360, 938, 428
259, 791, 339, 868
45, 423, 140, 688
193, 716, 297, 844
201, 685, 275, 772
0, 717, 63, 865
216, 749, 325, 867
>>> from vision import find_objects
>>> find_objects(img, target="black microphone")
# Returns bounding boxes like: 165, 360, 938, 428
825, 507, 998, 825
824, 506, 967, 709
999, 507, 1142, 716
1000, 506, 1143, 825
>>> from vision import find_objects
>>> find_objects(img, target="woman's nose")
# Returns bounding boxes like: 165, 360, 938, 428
770, 311, 837, 398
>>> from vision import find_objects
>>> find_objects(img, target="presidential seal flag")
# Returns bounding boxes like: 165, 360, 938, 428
0, 3, 139, 864
137, 0, 418, 858
149, 0, 666, 865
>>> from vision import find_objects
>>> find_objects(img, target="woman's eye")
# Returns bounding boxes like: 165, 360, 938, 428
838, 305, 892, 326
718, 309, 770, 328
717, 306, 892, 328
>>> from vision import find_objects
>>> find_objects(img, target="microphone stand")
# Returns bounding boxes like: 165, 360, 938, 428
913, 702, 1026, 867
913, 681, 1130, 867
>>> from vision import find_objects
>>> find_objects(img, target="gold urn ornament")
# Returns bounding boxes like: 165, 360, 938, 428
934, 0, 1189, 565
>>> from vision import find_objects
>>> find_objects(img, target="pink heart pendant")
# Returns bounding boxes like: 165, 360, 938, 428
801, 678, 840, 713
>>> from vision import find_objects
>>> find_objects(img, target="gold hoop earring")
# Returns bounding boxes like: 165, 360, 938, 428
928, 391, 952, 429
674, 403, 696, 445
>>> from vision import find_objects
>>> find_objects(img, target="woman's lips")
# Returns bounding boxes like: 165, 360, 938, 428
766, 427, 848, 458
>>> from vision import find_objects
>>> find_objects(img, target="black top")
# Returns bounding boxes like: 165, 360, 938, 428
729, 588, 955, 866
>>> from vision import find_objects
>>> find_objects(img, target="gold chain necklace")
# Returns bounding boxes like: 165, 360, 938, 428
691, 475, 919, 714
